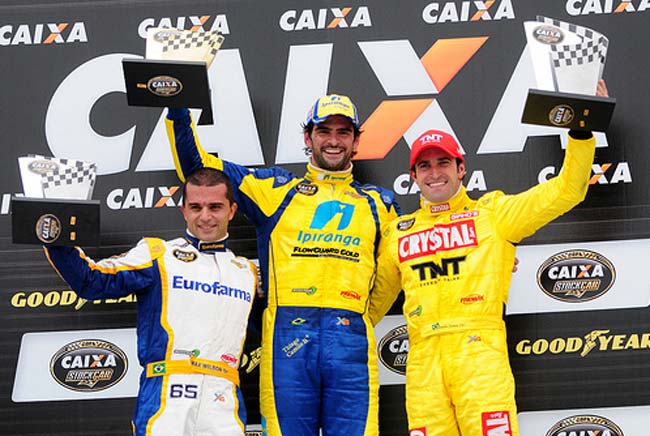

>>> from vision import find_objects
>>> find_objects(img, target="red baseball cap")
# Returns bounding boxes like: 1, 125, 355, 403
410, 129, 464, 168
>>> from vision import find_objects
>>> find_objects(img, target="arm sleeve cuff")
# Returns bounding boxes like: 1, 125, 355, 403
167, 107, 190, 120
568, 130, 594, 140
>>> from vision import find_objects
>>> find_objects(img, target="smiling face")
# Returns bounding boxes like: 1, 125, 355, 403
180, 183, 237, 242
410, 148, 466, 204
304, 115, 359, 171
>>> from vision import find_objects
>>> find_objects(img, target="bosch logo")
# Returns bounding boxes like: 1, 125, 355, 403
377, 325, 409, 375
50, 339, 128, 392
545, 414, 623, 436
537, 249, 616, 302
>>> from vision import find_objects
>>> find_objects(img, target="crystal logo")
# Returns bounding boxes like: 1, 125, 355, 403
537, 249, 616, 302
50, 339, 128, 392
279, 7, 371, 31
378, 325, 409, 375
546, 414, 623, 436
398, 220, 477, 261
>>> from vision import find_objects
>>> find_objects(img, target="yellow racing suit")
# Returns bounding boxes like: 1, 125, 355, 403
370, 133, 596, 436
166, 109, 400, 436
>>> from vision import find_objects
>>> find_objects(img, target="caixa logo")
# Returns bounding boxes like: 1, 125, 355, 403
567, 0, 650, 16
106, 186, 181, 210
0, 22, 87, 46
546, 414, 623, 436
279, 7, 371, 31
137, 15, 229, 38
422, 0, 515, 24
537, 249, 616, 302
377, 325, 409, 375
50, 339, 128, 392
538, 162, 632, 185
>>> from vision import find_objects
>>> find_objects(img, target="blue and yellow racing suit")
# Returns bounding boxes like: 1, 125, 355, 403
166, 109, 401, 436
371, 133, 596, 436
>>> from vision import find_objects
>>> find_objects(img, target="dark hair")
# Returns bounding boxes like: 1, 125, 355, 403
182, 168, 235, 205
301, 121, 363, 157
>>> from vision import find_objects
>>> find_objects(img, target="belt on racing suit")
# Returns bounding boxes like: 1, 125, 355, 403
145, 356, 240, 386
422, 316, 506, 338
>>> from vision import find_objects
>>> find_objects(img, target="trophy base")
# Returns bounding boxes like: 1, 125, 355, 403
122, 58, 214, 125
522, 89, 616, 132
11, 197, 100, 246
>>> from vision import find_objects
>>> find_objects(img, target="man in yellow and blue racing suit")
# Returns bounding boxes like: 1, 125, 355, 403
166, 94, 401, 436
370, 125, 597, 436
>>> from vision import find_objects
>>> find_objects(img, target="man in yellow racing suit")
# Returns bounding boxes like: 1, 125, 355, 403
370, 127, 596, 436
166, 94, 400, 436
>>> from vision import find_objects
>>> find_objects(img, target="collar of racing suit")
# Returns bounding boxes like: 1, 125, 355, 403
184, 231, 229, 252
303, 162, 354, 185
420, 185, 472, 215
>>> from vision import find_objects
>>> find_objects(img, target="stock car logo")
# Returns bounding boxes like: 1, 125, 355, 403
295, 182, 318, 195
537, 249, 616, 302
377, 325, 409, 375
50, 339, 128, 392
145, 75, 183, 96
533, 25, 564, 44
173, 249, 197, 262
549, 104, 575, 126
28, 160, 59, 175
36, 214, 62, 243
545, 414, 624, 436
152, 28, 181, 43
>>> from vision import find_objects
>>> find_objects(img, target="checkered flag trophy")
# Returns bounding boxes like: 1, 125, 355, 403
121, 27, 224, 125
145, 27, 224, 67
521, 16, 615, 131
12, 156, 99, 245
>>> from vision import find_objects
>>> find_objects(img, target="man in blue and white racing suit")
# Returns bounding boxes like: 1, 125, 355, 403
45, 168, 258, 436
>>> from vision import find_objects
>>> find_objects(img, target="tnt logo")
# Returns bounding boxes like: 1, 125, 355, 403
309, 201, 355, 230
481, 411, 512, 436
420, 133, 444, 143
